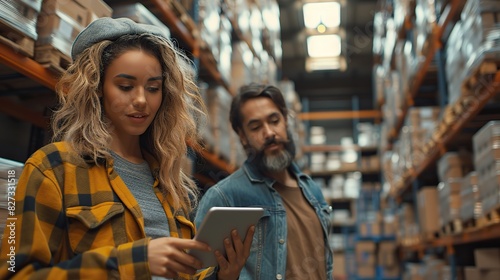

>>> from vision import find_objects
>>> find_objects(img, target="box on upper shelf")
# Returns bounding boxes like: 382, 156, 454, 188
36, 0, 89, 59
112, 3, 170, 38
438, 179, 462, 226
460, 171, 481, 221
417, 187, 440, 239
475, 248, 500, 269
437, 151, 473, 182
74, 0, 111, 24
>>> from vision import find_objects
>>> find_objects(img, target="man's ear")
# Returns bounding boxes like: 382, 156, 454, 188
237, 129, 248, 146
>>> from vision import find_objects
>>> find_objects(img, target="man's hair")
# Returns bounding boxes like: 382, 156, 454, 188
52, 34, 205, 213
229, 84, 288, 133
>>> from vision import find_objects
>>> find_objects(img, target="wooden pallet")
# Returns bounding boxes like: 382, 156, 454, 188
34, 45, 71, 74
421, 231, 439, 242
464, 59, 500, 92
459, 217, 479, 233
476, 205, 500, 228
0, 19, 35, 57
440, 219, 463, 236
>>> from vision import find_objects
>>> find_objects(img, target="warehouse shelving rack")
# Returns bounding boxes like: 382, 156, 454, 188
377, 0, 500, 278
353, 186, 401, 280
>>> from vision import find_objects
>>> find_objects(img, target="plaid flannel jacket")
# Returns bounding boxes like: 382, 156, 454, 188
0, 142, 215, 279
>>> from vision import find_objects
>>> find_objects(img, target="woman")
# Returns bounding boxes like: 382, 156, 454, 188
0, 17, 253, 279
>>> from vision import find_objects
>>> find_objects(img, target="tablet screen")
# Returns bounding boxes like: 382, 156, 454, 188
190, 207, 264, 267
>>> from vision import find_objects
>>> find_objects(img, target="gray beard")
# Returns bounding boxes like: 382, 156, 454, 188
261, 148, 294, 172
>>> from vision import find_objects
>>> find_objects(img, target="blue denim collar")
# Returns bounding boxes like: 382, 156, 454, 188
241, 160, 307, 185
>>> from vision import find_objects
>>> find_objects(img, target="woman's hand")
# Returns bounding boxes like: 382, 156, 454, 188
216, 226, 255, 280
148, 237, 211, 278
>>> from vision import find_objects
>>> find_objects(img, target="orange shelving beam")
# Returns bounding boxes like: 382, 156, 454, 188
150, 0, 198, 56
0, 43, 57, 89
298, 110, 381, 121
301, 145, 378, 153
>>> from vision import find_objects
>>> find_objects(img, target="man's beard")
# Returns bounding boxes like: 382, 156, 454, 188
247, 131, 296, 173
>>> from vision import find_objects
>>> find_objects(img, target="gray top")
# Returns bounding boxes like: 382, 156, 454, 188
111, 151, 170, 239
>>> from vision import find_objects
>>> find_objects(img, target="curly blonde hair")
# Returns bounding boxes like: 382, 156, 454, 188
52, 34, 205, 213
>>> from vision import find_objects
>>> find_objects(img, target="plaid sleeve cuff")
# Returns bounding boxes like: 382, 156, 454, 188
117, 238, 150, 280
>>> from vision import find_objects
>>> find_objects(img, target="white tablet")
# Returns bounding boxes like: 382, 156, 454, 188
190, 207, 264, 267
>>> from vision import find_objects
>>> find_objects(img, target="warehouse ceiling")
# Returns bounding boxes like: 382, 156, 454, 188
278, 0, 377, 118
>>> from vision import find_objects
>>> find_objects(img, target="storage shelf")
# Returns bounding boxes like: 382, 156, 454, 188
326, 197, 356, 203
228, 16, 260, 62
331, 220, 357, 227
309, 168, 380, 177
147, 0, 235, 95
149, 0, 198, 56
302, 145, 378, 153
299, 110, 381, 121
356, 235, 397, 242
388, 0, 463, 142
402, 221, 500, 254
394, 71, 500, 199
198, 50, 234, 96
0, 43, 57, 89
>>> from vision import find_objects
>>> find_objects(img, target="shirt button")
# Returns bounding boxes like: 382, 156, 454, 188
279, 239, 285, 244
276, 274, 283, 279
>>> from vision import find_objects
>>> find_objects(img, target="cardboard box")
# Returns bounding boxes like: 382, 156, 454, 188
378, 241, 398, 267
417, 187, 440, 234
383, 218, 397, 236
359, 222, 381, 237
357, 264, 376, 278
475, 248, 500, 269
333, 252, 346, 277
465, 267, 500, 280
380, 265, 400, 278
37, 13, 83, 41
355, 241, 376, 265
41, 0, 88, 27
74, 0, 112, 23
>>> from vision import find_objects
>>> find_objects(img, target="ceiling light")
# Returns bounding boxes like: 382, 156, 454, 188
316, 22, 327, 33
303, 2, 341, 29
306, 56, 347, 71
307, 34, 341, 57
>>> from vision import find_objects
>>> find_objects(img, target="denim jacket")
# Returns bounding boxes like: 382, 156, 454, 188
194, 161, 333, 280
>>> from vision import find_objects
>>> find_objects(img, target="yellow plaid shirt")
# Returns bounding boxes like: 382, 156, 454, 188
0, 142, 215, 279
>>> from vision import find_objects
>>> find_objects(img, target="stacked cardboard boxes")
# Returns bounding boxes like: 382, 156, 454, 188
74, 0, 112, 23
112, 3, 170, 38
37, 0, 89, 57
35, 0, 112, 71
356, 241, 376, 278
0, 0, 42, 56
378, 241, 400, 278
202, 86, 233, 161
417, 187, 440, 239
397, 203, 419, 246
437, 152, 474, 183
460, 171, 481, 221
437, 152, 474, 227
438, 180, 462, 228
446, 0, 500, 104
473, 121, 500, 214
464, 248, 500, 280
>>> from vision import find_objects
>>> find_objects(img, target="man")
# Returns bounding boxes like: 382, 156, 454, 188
195, 84, 333, 279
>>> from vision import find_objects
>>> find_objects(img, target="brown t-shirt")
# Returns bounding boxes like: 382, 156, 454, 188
274, 182, 328, 280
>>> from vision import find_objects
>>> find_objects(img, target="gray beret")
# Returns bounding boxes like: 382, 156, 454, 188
71, 17, 170, 61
